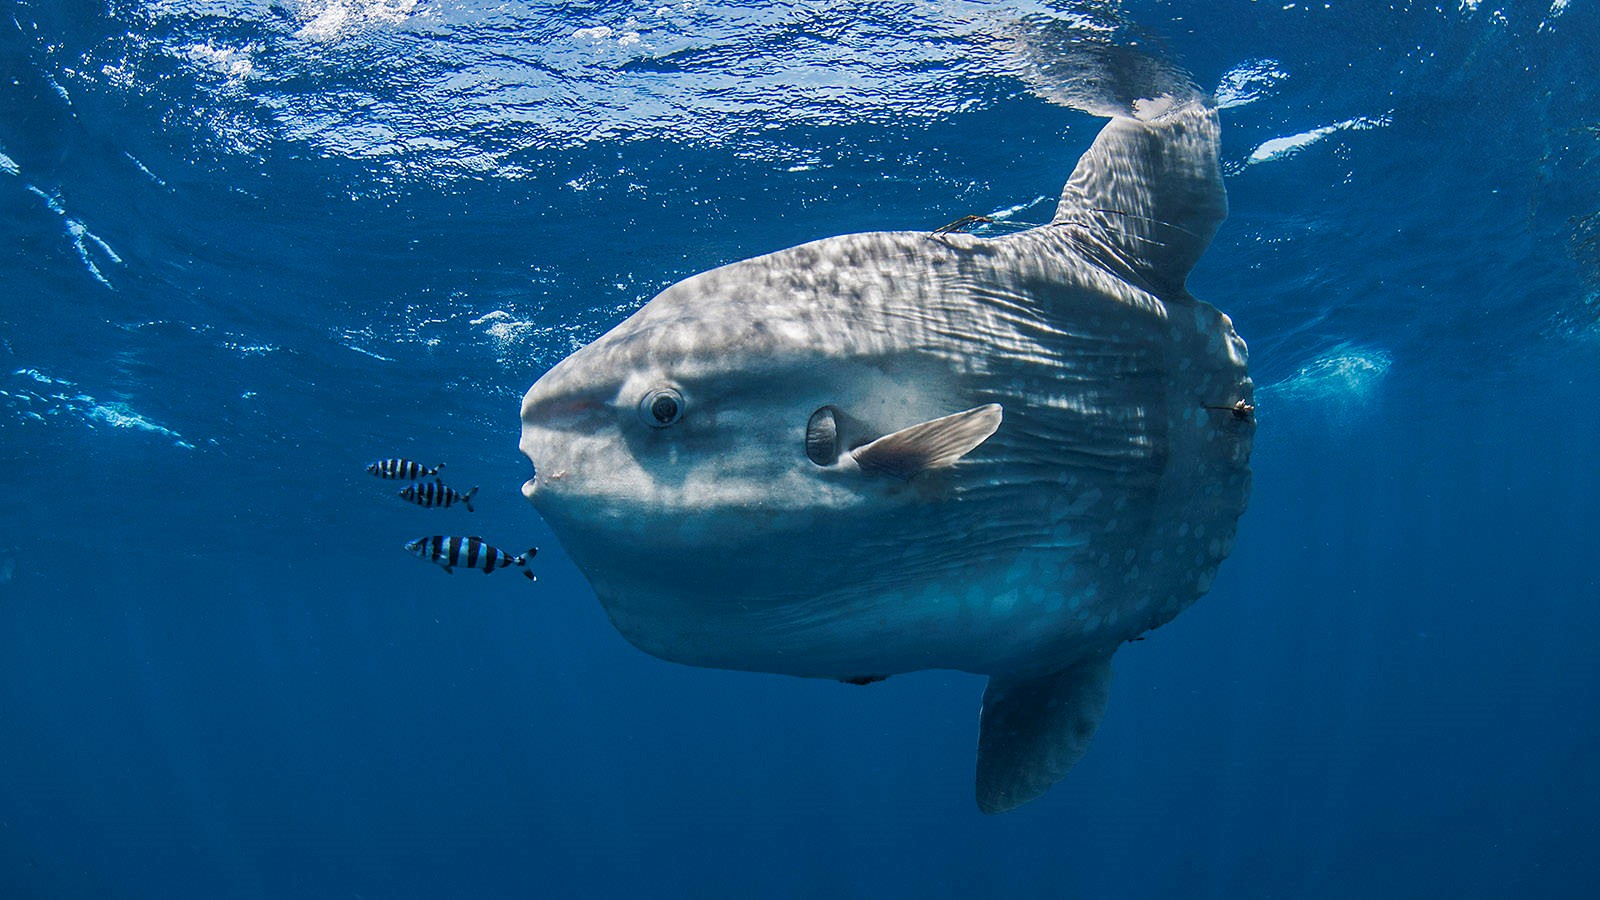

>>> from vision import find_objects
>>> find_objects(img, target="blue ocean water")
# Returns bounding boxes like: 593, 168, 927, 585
2, 0, 1598, 896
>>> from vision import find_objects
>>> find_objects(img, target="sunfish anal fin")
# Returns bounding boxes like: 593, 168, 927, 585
976, 651, 1115, 815
850, 404, 1002, 480
1053, 102, 1225, 297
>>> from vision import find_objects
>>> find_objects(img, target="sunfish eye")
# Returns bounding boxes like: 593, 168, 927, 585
639, 387, 684, 427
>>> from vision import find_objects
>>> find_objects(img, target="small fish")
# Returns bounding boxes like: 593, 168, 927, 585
367, 458, 444, 480
399, 481, 478, 512
406, 536, 537, 579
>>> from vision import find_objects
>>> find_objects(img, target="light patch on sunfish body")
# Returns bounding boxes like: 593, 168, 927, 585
519, 100, 1253, 814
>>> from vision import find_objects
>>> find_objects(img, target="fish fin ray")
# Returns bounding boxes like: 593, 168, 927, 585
976, 651, 1114, 814
1052, 103, 1224, 296
850, 404, 1002, 479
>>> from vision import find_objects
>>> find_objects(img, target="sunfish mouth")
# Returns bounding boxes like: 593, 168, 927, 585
522, 465, 575, 508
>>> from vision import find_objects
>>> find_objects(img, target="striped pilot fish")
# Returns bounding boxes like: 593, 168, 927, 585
406, 536, 537, 579
367, 458, 444, 480
399, 481, 477, 512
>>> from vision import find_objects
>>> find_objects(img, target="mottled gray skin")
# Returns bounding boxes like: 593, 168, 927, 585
520, 104, 1252, 811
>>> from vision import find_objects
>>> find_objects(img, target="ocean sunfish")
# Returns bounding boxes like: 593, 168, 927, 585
519, 101, 1253, 813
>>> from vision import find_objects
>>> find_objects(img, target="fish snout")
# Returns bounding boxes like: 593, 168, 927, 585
519, 467, 570, 502
518, 416, 576, 508
520, 373, 606, 493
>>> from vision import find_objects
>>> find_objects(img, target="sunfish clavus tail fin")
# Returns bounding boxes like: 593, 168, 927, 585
1053, 102, 1225, 297
975, 652, 1115, 814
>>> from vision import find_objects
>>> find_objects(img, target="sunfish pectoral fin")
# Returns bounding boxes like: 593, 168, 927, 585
1053, 102, 1224, 297
975, 651, 1115, 815
849, 404, 1002, 480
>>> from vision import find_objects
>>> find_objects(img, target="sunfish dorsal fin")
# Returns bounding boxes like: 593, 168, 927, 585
976, 651, 1115, 814
1053, 102, 1225, 296
850, 404, 1002, 479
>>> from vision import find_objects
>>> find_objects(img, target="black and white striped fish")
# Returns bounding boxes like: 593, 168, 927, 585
399, 481, 477, 512
405, 536, 536, 579
367, 458, 444, 480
